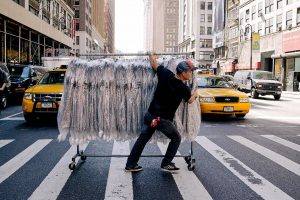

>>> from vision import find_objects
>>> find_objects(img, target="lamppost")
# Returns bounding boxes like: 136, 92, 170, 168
244, 24, 252, 70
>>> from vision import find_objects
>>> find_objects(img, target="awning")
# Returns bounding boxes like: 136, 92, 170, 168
271, 51, 300, 59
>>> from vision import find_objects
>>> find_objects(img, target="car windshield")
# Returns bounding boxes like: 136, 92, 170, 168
9, 67, 30, 78
252, 71, 275, 80
197, 76, 233, 88
39, 71, 66, 84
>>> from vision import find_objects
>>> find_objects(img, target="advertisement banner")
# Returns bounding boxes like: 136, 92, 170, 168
213, 0, 225, 48
252, 33, 260, 50
283, 29, 300, 52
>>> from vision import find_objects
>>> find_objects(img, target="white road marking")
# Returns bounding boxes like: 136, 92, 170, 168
195, 136, 293, 200
0, 139, 52, 184
0, 112, 23, 121
261, 135, 300, 152
0, 117, 24, 121
104, 141, 133, 200
228, 136, 300, 176
157, 142, 213, 200
0, 139, 14, 148
28, 143, 88, 200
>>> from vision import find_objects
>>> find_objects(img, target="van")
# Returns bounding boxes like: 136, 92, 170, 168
233, 70, 282, 100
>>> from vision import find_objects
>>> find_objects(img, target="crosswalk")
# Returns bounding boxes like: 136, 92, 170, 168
0, 135, 299, 200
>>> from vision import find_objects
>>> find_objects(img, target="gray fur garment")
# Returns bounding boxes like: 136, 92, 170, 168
57, 57, 201, 144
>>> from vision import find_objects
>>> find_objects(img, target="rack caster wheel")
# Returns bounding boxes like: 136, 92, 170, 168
184, 156, 191, 164
188, 163, 195, 171
80, 155, 87, 161
69, 162, 76, 170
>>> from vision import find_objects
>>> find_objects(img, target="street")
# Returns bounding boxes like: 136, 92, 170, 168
0, 92, 300, 200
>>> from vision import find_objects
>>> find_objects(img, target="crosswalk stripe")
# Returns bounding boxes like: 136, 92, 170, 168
0, 139, 14, 148
28, 143, 88, 200
157, 142, 213, 200
0, 139, 52, 184
195, 136, 293, 200
261, 135, 300, 152
104, 141, 133, 200
228, 136, 300, 176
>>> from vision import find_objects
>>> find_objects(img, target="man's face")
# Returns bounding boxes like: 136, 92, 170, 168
182, 70, 192, 80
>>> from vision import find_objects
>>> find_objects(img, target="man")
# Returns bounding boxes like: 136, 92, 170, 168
0, 68, 7, 114
125, 54, 198, 172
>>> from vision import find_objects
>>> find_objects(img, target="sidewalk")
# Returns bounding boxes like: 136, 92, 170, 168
282, 91, 300, 96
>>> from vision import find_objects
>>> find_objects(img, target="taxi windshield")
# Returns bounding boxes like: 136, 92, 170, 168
39, 71, 66, 85
197, 76, 233, 88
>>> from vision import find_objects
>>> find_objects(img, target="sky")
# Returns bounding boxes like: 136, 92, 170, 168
115, 0, 144, 53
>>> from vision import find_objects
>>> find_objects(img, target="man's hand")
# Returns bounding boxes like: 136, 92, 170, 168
149, 53, 159, 71
188, 91, 198, 104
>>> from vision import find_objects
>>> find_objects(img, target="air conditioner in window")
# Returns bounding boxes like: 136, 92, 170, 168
277, 26, 282, 31
288, 24, 292, 30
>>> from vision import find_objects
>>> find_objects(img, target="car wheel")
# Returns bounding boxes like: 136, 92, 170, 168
24, 114, 35, 124
236, 114, 246, 118
274, 94, 281, 100
251, 88, 259, 99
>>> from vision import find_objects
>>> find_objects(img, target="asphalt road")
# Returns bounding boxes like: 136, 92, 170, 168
0, 92, 299, 200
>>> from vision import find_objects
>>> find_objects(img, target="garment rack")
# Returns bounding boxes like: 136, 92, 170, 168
69, 52, 196, 171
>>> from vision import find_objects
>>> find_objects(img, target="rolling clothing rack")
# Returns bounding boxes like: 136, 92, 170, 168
68, 52, 196, 171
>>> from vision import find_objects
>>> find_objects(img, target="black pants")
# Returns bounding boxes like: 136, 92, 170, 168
0, 91, 3, 112
126, 119, 181, 168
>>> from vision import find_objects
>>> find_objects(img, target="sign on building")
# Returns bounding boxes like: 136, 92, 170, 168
252, 33, 260, 50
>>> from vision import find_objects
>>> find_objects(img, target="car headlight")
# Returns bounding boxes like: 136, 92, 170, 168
277, 85, 282, 88
24, 93, 32, 100
199, 97, 215, 103
239, 97, 249, 103
256, 83, 262, 88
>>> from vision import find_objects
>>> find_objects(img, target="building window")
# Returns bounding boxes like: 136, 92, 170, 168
76, 36, 80, 45
240, 12, 244, 25
245, 9, 250, 22
208, 2, 213, 10
287, 0, 293, 5
200, 14, 205, 22
286, 10, 293, 28
200, 39, 212, 48
199, 51, 213, 60
258, 22, 263, 34
297, 8, 300, 26
74, 0, 79, 5
76, 23, 79, 31
265, 0, 274, 14
200, 26, 205, 34
200, 2, 205, 10
277, 0, 283, 9
207, 27, 212, 34
258, 2, 263, 15
75, 10, 80, 18
252, 5, 256, 20
265, 17, 273, 34
208, 14, 212, 22
86, 38, 89, 47
29, 6, 39, 16
277, 14, 282, 30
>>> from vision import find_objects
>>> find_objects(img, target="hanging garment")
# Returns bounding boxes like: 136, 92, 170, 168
57, 57, 201, 145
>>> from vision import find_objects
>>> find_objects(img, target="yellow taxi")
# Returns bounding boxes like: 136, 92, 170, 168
22, 69, 66, 123
197, 74, 250, 118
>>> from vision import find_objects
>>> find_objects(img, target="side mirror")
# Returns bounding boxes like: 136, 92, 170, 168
32, 72, 37, 77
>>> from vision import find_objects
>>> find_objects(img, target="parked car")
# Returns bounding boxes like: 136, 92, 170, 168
0, 62, 11, 109
233, 70, 282, 100
22, 68, 66, 123
7, 64, 48, 100
197, 74, 251, 118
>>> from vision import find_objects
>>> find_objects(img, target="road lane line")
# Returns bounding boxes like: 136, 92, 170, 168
228, 136, 300, 176
28, 143, 88, 200
0, 139, 52, 184
261, 135, 300, 152
157, 142, 213, 200
104, 141, 133, 200
0, 112, 23, 120
0, 117, 24, 121
195, 136, 293, 200
0, 139, 14, 148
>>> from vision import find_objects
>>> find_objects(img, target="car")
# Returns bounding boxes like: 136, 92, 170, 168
22, 68, 66, 123
7, 64, 48, 100
197, 74, 251, 118
233, 70, 282, 100
0, 62, 11, 109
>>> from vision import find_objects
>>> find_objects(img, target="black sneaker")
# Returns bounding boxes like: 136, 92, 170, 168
161, 163, 180, 171
125, 164, 143, 172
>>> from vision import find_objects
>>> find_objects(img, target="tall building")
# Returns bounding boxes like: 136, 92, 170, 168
0, 0, 74, 65
144, 0, 179, 53
178, 0, 214, 68
104, 0, 115, 53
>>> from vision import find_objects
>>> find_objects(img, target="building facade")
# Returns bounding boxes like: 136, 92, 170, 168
178, 0, 214, 68
0, 0, 74, 65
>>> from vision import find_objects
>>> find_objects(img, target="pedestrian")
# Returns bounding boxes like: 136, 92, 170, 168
125, 54, 198, 172
0, 67, 8, 114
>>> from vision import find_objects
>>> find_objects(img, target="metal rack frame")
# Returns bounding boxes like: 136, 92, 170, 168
68, 52, 196, 171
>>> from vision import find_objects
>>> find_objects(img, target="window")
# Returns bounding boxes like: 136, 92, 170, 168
265, 0, 274, 14
252, 5, 256, 20
86, 38, 89, 46
200, 14, 205, 22
245, 9, 250, 22
297, 8, 300, 26
286, 10, 293, 28
277, 0, 283, 9
265, 17, 273, 34
207, 27, 212, 34
208, 14, 212, 22
200, 39, 212, 48
287, 0, 293, 5
76, 36, 80, 45
74, 0, 79, 5
29, 6, 39, 16
277, 14, 282, 30
200, 26, 205, 34
258, 2, 263, 15
258, 22, 263, 34
208, 2, 213, 10
76, 23, 79, 31
199, 51, 213, 60
240, 12, 244, 25
200, 2, 205, 10
75, 10, 79, 18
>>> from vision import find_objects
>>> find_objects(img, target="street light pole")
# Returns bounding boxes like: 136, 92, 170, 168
245, 24, 252, 70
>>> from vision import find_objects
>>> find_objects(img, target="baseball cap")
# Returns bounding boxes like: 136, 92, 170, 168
176, 60, 195, 74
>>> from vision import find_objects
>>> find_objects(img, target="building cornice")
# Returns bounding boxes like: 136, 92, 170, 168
239, 0, 255, 9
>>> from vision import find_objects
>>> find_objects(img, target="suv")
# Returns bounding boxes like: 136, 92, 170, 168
8, 64, 48, 99
233, 70, 282, 100
22, 69, 66, 123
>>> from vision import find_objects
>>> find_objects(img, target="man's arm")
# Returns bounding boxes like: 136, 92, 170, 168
188, 91, 198, 104
149, 54, 159, 71
0, 82, 6, 91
